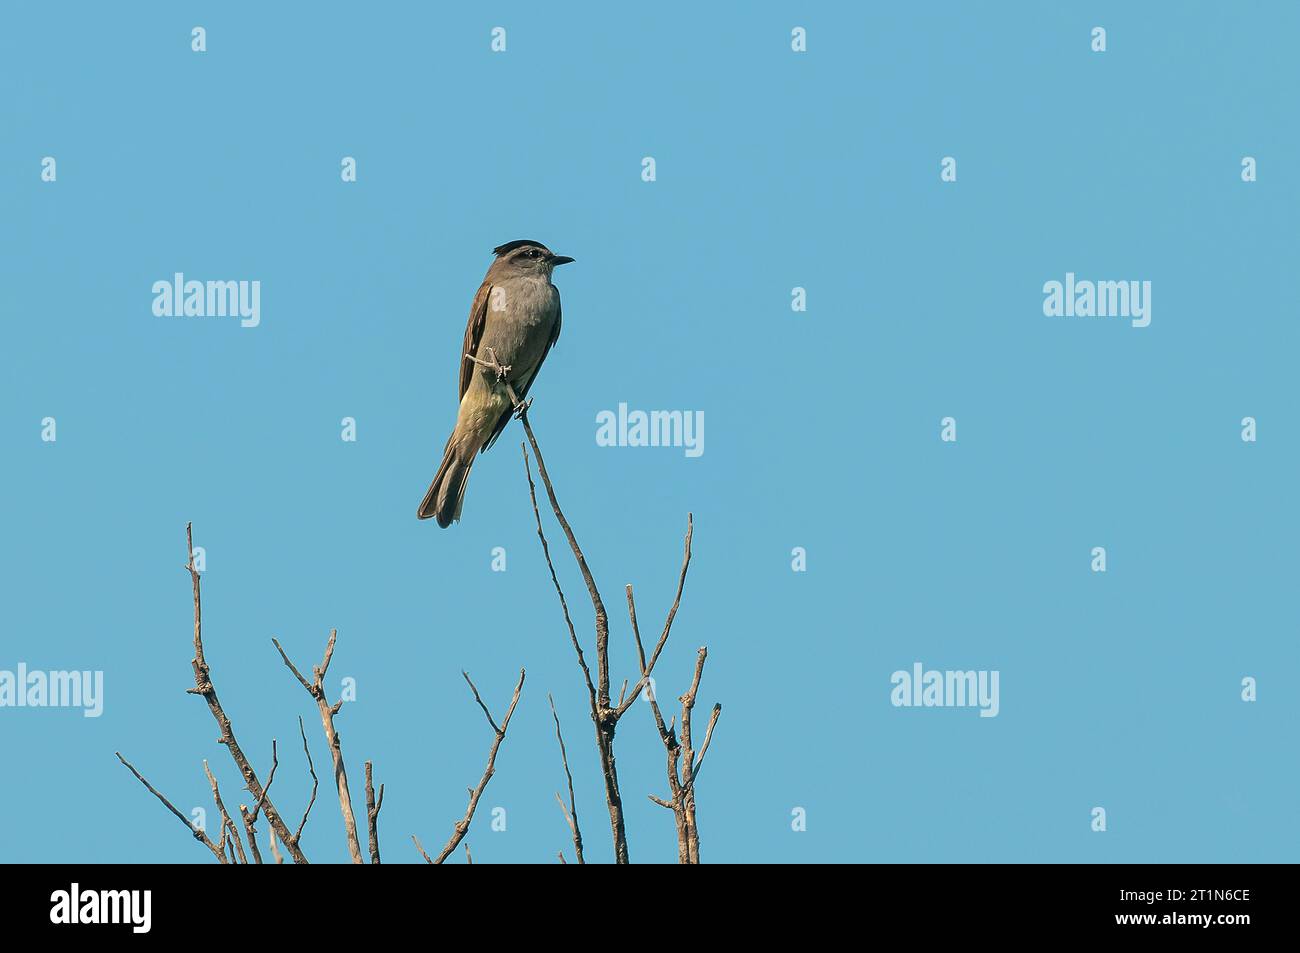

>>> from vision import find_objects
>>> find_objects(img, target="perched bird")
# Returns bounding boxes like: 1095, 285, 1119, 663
418, 240, 574, 526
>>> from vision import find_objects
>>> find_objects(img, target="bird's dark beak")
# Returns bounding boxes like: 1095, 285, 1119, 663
550, 255, 575, 266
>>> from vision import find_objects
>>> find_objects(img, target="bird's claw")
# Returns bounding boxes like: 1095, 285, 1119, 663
512, 398, 533, 420
483, 347, 511, 381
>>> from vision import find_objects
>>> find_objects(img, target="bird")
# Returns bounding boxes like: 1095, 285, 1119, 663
418, 239, 574, 527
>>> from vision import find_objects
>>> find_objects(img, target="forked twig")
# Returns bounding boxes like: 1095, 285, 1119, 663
273, 630, 364, 863
414, 669, 526, 864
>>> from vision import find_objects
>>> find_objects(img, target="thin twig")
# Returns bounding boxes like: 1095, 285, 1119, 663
522, 438, 628, 863
522, 445, 598, 713
684, 703, 723, 792
462, 671, 501, 734
422, 669, 525, 864
273, 631, 364, 863
248, 739, 278, 824
293, 715, 318, 845
116, 752, 227, 863
412, 835, 433, 863
627, 587, 675, 747
616, 514, 693, 718
203, 760, 246, 864
518, 425, 610, 703
548, 693, 584, 864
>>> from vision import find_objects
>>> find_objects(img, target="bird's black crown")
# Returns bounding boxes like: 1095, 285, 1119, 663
492, 239, 548, 256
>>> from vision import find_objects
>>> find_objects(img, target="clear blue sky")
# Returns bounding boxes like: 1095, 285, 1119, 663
2, 2, 1296, 863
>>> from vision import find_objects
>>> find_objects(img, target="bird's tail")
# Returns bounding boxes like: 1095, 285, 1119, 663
417, 429, 481, 527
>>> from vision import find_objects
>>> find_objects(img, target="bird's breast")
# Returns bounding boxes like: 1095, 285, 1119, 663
479, 277, 557, 363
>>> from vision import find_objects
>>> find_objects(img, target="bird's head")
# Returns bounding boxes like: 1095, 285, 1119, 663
490, 239, 575, 278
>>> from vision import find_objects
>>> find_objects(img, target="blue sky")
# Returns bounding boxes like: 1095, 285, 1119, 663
1, 2, 1296, 863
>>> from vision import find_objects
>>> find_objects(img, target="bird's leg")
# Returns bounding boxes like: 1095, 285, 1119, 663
464, 347, 530, 417
485, 347, 512, 383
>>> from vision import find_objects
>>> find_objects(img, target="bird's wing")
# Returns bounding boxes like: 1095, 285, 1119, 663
458, 280, 494, 401
481, 297, 562, 452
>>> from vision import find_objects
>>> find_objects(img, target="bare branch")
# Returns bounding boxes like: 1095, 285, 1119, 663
248, 739, 278, 824
548, 693, 584, 864
181, 524, 308, 863
219, 821, 235, 863
677, 647, 712, 863
272, 631, 364, 864
638, 641, 722, 863
116, 752, 226, 863
518, 431, 610, 704
239, 804, 264, 864
615, 514, 694, 718
685, 703, 723, 792
426, 669, 525, 864
271, 638, 314, 695
365, 761, 384, 864
522, 444, 598, 713
412, 835, 433, 864
202, 760, 246, 864
236, 738, 278, 864
462, 670, 501, 734
522, 437, 628, 863
626, 586, 674, 746
293, 715, 318, 845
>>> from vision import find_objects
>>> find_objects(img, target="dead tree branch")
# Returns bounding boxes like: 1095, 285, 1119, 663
176, 524, 308, 863
234, 739, 277, 864
636, 642, 722, 863
116, 752, 227, 863
272, 630, 364, 864
618, 515, 693, 717
411, 835, 433, 864
676, 648, 719, 863
548, 692, 584, 864
124, 522, 538, 865
238, 805, 263, 864
486, 334, 707, 865
293, 715, 318, 845
417, 668, 525, 864
365, 761, 384, 864
202, 759, 246, 864
522, 440, 628, 862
